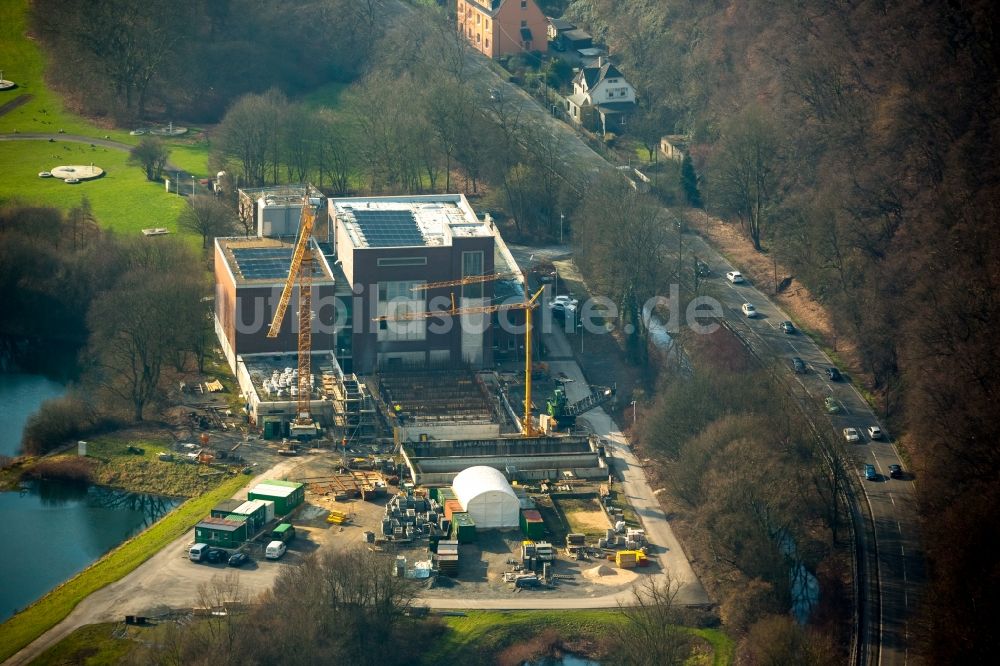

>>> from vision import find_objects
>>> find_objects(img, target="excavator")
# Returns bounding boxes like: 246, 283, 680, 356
545, 383, 616, 430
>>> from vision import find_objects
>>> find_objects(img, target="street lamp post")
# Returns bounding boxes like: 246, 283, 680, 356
192, 175, 196, 196
631, 400, 637, 427
560, 213, 564, 244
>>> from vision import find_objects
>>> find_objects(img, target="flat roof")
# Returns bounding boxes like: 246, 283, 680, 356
241, 352, 340, 404
251, 482, 300, 498
197, 516, 247, 532
217, 237, 333, 286
333, 195, 491, 249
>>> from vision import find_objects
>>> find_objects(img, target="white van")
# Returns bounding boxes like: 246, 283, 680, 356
265, 540, 287, 560
189, 543, 209, 562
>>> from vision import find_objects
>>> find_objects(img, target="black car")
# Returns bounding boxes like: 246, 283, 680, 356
205, 548, 227, 564
826, 367, 842, 381
791, 357, 806, 373
228, 552, 250, 567
779, 320, 796, 334
695, 260, 711, 277
888, 464, 903, 479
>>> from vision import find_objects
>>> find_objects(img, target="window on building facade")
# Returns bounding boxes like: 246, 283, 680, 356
377, 280, 427, 342
476, 13, 480, 24
477, 33, 481, 43
377, 256, 428, 267
461, 251, 484, 299
485, 38, 490, 48
521, 0, 527, 7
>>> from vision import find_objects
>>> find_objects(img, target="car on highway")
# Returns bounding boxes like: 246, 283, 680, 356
549, 295, 578, 319
864, 463, 877, 481
826, 367, 842, 381
741, 302, 757, 317
888, 464, 903, 479
779, 320, 796, 334
228, 551, 250, 567
726, 270, 745, 284
867, 425, 883, 440
791, 357, 806, 373
824, 396, 841, 413
843, 427, 861, 443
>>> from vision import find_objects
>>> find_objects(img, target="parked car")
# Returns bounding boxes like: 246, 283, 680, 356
864, 463, 877, 481
843, 427, 861, 443
726, 271, 745, 284
741, 302, 757, 317
779, 320, 796, 334
695, 260, 711, 277
265, 540, 287, 560
826, 367, 842, 381
888, 464, 903, 479
205, 548, 227, 564
824, 396, 841, 413
791, 357, 806, 373
867, 425, 883, 440
549, 295, 578, 309
228, 552, 250, 568
188, 543, 209, 562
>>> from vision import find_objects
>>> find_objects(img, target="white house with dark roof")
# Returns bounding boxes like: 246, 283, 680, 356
565, 57, 637, 135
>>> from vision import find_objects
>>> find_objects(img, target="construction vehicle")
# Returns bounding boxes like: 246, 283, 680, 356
265, 191, 323, 440
375, 284, 546, 436
545, 384, 616, 430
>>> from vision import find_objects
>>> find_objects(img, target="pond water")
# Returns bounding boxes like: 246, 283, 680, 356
0, 482, 180, 622
0, 372, 66, 457
524, 656, 600, 666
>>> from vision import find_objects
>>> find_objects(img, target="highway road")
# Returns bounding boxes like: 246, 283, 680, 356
690, 243, 925, 666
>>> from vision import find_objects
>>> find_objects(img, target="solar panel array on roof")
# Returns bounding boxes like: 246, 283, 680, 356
232, 247, 324, 281
352, 209, 425, 247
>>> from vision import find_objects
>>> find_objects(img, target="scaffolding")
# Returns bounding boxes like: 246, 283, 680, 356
329, 372, 376, 442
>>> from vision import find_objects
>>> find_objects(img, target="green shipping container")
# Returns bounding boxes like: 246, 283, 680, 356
520, 509, 545, 540
195, 516, 248, 549
248, 480, 305, 516
451, 512, 477, 544
263, 420, 280, 440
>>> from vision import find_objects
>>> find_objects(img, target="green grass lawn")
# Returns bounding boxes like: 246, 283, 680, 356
0, 140, 188, 235
0, 473, 249, 663
0, 1, 132, 141
27, 622, 136, 666
422, 610, 734, 665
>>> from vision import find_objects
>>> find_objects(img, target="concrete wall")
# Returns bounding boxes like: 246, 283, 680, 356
399, 422, 501, 442
401, 435, 607, 484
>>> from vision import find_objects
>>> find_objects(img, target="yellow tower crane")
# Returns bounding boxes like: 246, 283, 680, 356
266, 194, 322, 439
375, 283, 546, 437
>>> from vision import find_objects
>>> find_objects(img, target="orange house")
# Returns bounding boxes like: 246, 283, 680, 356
456, 0, 547, 58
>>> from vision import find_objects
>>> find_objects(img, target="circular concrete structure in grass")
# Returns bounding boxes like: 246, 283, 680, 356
0, 80, 16, 91
50, 165, 104, 181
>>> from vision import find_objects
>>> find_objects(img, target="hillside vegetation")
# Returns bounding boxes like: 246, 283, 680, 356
564, 0, 1000, 659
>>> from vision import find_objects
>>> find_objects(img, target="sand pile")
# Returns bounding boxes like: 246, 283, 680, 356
582, 563, 616, 579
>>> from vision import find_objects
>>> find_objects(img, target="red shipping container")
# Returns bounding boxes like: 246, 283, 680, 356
444, 499, 464, 520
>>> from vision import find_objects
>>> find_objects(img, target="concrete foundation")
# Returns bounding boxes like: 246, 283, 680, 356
401, 435, 607, 485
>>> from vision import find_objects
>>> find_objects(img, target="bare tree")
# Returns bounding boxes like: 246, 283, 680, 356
178, 195, 239, 249
612, 575, 691, 666
709, 106, 782, 251
128, 137, 170, 181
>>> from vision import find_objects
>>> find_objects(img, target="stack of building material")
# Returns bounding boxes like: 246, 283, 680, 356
450, 512, 477, 543
615, 550, 648, 569
435, 540, 459, 576
519, 509, 545, 539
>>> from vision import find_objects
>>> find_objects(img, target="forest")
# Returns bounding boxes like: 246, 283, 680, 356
562, 0, 999, 660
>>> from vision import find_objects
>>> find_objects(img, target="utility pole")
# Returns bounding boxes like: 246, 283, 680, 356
560, 213, 564, 244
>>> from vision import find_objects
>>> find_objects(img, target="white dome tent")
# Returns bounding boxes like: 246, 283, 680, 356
451, 466, 520, 529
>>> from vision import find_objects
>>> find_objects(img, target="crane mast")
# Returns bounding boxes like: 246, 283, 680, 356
266, 193, 321, 438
